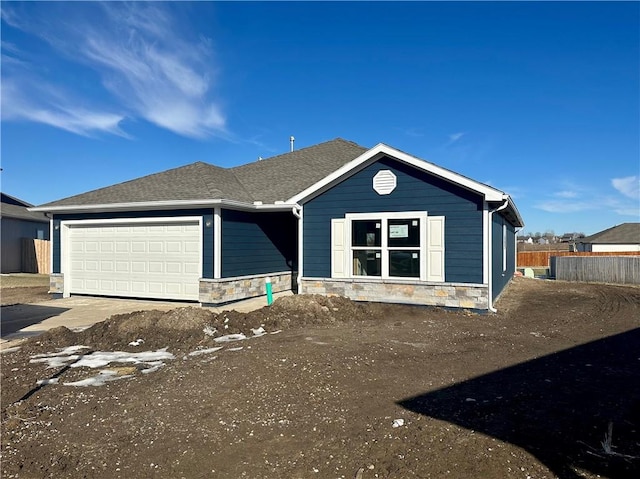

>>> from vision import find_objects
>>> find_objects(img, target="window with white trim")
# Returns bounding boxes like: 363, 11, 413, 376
502, 223, 507, 272
331, 212, 445, 282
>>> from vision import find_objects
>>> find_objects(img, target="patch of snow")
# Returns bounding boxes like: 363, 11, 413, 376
30, 354, 84, 369
251, 327, 266, 337
71, 349, 174, 369
270, 330, 282, 335
392, 418, 405, 428
141, 364, 164, 374
213, 333, 247, 343
128, 338, 144, 346
0, 346, 21, 354
203, 325, 217, 337
64, 370, 133, 387
227, 347, 244, 352
36, 378, 59, 386
188, 347, 224, 357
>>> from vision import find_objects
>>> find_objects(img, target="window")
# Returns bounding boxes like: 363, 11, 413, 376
502, 223, 507, 272
332, 212, 445, 281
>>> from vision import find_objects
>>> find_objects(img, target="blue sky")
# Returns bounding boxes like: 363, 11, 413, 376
1, 1, 638, 236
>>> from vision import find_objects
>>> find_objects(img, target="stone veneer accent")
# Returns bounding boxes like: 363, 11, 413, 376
301, 278, 489, 310
200, 272, 293, 305
49, 273, 64, 297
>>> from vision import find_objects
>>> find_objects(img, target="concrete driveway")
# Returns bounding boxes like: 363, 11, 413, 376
0, 292, 290, 348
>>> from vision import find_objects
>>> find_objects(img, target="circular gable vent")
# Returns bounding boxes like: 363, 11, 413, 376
373, 170, 397, 195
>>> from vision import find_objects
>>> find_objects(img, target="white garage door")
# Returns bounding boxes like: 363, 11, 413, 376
67, 220, 201, 301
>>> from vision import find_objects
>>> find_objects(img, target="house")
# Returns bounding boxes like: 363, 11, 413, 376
576, 223, 640, 252
1, 193, 51, 273
31, 139, 523, 311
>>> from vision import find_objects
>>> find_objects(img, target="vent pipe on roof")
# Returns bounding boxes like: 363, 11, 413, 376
290, 136, 295, 152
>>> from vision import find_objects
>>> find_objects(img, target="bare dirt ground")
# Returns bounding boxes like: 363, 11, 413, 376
1, 278, 639, 479
1, 275, 51, 306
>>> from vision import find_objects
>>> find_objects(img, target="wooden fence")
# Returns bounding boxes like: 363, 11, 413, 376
517, 250, 640, 267
552, 256, 640, 285
21, 238, 51, 274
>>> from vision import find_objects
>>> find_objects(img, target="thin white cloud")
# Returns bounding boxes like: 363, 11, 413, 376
2, 78, 128, 138
534, 200, 593, 214
554, 190, 579, 199
448, 132, 465, 143
535, 180, 640, 218
1, 2, 225, 139
611, 176, 640, 200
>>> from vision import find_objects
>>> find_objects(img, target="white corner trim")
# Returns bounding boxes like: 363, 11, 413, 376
482, 204, 489, 285
214, 207, 222, 279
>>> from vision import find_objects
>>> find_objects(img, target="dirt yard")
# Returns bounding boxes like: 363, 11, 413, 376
0, 274, 51, 306
1, 278, 638, 479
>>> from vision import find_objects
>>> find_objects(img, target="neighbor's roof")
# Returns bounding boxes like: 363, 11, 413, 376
35, 138, 367, 208
578, 223, 640, 245
1, 193, 49, 222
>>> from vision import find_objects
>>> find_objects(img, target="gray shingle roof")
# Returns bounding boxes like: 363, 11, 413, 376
37, 138, 367, 208
579, 223, 640, 245
1, 193, 49, 222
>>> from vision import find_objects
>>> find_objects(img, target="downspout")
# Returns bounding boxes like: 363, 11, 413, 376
487, 198, 509, 313
292, 205, 302, 293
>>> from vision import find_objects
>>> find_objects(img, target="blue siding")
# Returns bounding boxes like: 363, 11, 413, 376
51, 209, 214, 278
491, 213, 516, 300
221, 210, 296, 277
53, 219, 61, 273
303, 156, 485, 283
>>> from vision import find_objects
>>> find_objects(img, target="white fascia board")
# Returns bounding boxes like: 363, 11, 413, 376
30, 199, 296, 214
288, 143, 507, 204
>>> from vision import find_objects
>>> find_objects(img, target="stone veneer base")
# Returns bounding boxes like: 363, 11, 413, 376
300, 278, 489, 310
200, 272, 293, 305
49, 273, 64, 295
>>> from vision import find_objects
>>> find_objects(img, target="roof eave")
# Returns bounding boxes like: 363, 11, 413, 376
29, 199, 297, 214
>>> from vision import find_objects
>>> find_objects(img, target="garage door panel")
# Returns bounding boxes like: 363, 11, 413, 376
67, 221, 201, 301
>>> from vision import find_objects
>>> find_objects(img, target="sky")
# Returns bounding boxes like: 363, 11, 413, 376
1, 1, 638, 236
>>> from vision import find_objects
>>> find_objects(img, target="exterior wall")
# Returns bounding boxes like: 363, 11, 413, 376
221, 210, 296, 277
301, 278, 489, 310
302, 156, 485, 283
491, 213, 516, 300
200, 271, 292, 305
1, 217, 50, 273
51, 209, 214, 277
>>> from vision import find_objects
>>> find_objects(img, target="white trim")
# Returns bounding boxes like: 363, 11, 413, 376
60, 216, 203, 300
502, 222, 507, 273
31, 199, 296, 214
294, 205, 303, 290
482, 203, 489, 284
60, 216, 202, 227
214, 207, 222, 279
288, 143, 508, 204
49, 218, 54, 275
344, 211, 429, 281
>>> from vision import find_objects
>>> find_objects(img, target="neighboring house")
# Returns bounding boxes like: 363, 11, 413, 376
32, 139, 523, 311
576, 223, 640, 252
1, 193, 51, 273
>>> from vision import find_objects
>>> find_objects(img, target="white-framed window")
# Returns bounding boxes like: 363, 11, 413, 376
502, 223, 507, 272
331, 212, 445, 282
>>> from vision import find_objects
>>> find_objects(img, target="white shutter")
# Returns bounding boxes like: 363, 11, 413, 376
427, 216, 445, 282
331, 219, 347, 278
